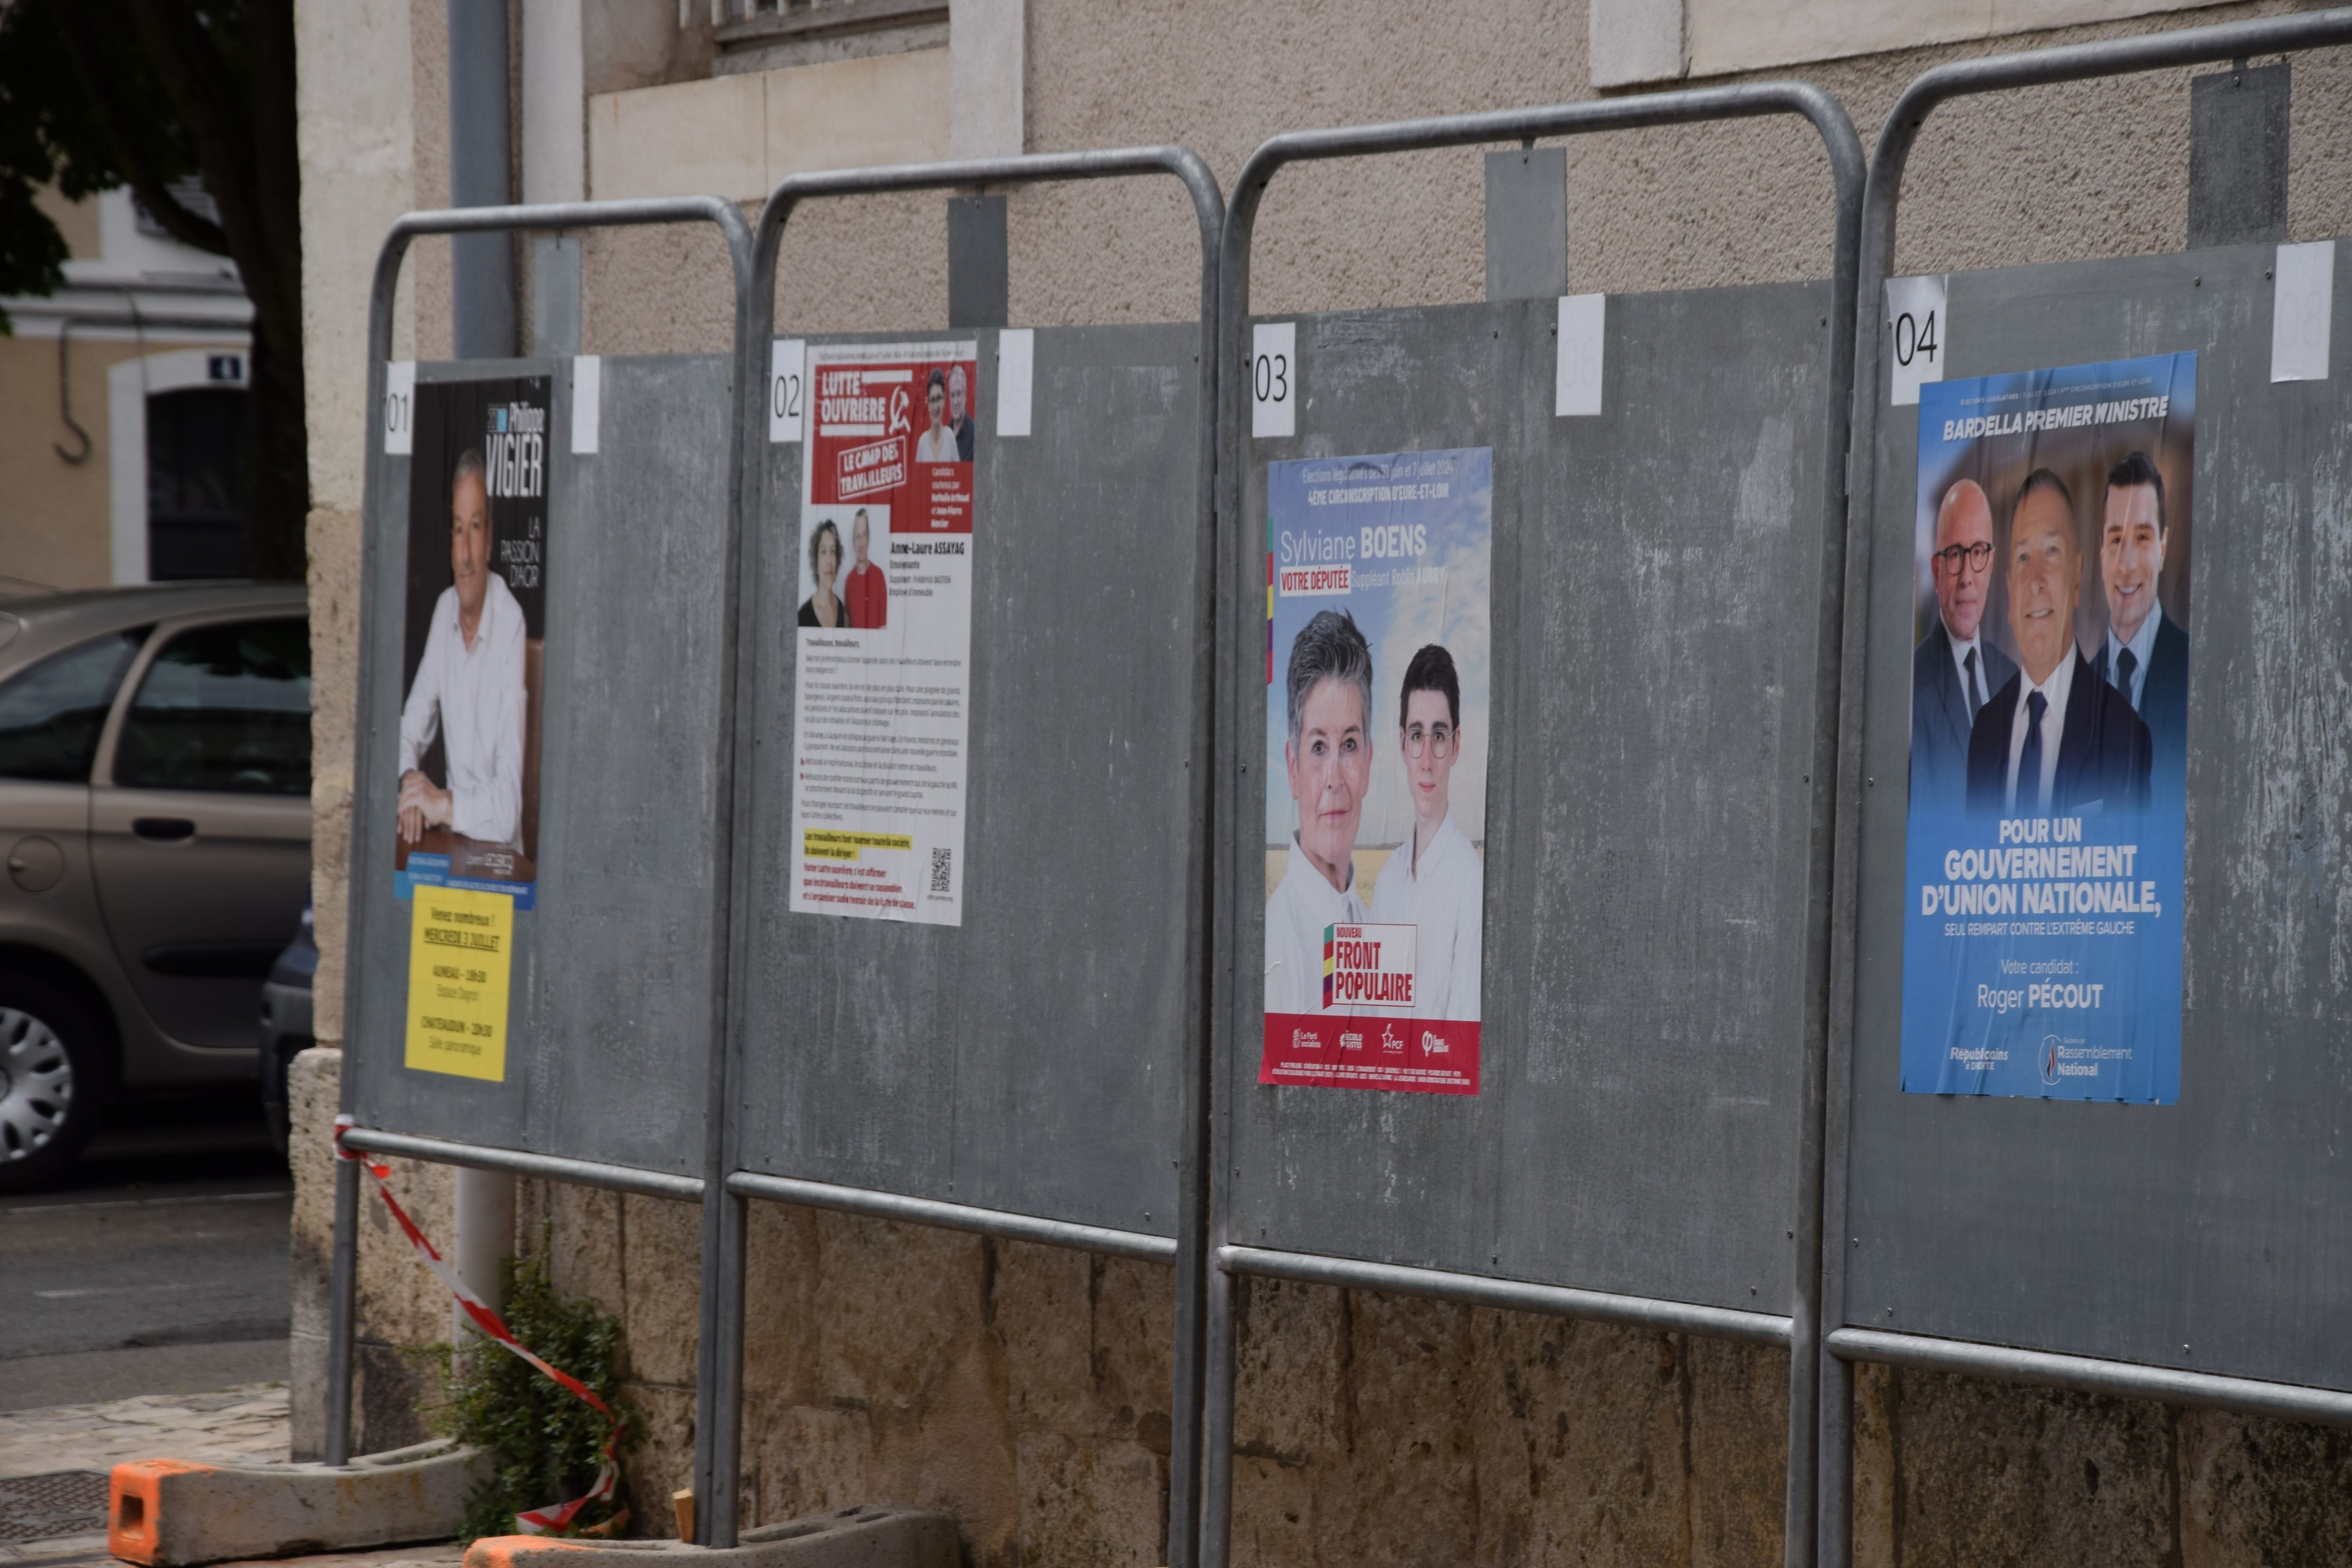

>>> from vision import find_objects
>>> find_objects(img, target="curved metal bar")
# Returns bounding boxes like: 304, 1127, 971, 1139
1823, 14, 2352, 1567
1222, 1247, 1795, 1347
1830, 1328, 2352, 1431
339, 1125, 708, 1200
336, 196, 756, 1501
733, 143, 1223, 1568
727, 1171, 1179, 1264
1209, 82, 1863, 1568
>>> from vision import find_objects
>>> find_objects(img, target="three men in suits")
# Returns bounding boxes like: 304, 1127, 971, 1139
1964, 470, 2152, 818
2091, 450, 2189, 803
1911, 478, 2018, 812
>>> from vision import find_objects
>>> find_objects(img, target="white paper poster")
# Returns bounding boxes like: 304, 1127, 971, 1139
787, 339, 979, 925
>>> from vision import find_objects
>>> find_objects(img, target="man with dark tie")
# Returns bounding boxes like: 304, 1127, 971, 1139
1911, 478, 2016, 812
2091, 450, 2189, 803
1967, 470, 2152, 818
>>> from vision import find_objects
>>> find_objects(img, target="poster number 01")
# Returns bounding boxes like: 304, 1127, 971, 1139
1252, 322, 1296, 439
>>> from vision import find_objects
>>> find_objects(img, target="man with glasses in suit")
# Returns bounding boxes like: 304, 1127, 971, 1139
1912, 478, 2016, 813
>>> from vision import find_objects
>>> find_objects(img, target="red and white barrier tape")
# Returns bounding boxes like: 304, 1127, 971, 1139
334, 1114, 621, 1535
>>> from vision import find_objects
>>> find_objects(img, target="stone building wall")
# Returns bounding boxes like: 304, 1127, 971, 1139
290, 0, 2352, 1561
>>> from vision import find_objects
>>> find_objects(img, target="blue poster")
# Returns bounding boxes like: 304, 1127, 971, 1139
1900, 353, 2194, 1102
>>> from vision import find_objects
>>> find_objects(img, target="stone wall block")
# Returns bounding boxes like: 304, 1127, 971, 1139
1461, 1310, 1689, 1566
740, 1398, 872, 1532
541, 1182, 626, 1319
806, 1212, 987, 1413
1684, 1336, 1788, 1568
2177, 1404, 2352, 1568
1013, 1432, 1166, 1568
742, 1202, 823, 1403
1892, 1370, 2176, 1568
1227, 1450, 1316, 1568
992, 1241, 1099, 1436
1232, 1277, 1346, 1459
1313, 1289, 1478, 1564
1087, 1257, 1177, 1447
617, 1381, 696, 1539
1851, 1360, 1898, 1568
619, 1194, 703, 1388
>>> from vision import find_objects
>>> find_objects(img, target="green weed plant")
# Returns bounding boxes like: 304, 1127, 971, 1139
428, 1248, 641, 1544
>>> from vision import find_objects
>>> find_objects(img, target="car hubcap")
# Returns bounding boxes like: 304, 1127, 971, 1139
0, 1008, 72, 1162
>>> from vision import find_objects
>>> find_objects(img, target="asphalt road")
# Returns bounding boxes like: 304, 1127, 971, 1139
0, 1089, 292, 1412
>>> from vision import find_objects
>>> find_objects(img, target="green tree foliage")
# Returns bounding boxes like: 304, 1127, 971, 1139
0, 0, 307, 579
429, 1249, 641, 1544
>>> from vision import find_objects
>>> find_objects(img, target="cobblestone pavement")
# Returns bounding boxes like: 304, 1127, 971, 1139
0, 1384, 289, 1482
0, 1383, 452, 1568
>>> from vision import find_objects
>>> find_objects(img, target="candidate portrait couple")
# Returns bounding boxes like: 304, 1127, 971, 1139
798, 509, 890, 629
1911, 450, 2186, 820
1266, 609, 1482, 1023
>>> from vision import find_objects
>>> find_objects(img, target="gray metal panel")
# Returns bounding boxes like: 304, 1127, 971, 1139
1484, 148, 1569, 302
733, 321, 1204, 1237
348, 354, 733, 1175
1843, 240, 2352, 1391
1227, 287, 1835, 1314
2188, 63, 2289, 250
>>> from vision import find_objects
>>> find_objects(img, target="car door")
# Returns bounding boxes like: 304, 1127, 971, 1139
88, 615, 311, 1050
0, 627, 150, 972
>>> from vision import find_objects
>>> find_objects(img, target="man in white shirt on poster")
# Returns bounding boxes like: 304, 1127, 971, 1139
1265, 609, 1373, 1015
398, 448, 528, 846
1370, 644, 1483, 1020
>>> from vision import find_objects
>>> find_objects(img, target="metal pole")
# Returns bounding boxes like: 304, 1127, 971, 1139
323, 1146, 359, 1465
447, 0, 516, 358
1208, 82, 1865, 1568
1817, 13, 2352, 1565
739, 144, 1223, 1568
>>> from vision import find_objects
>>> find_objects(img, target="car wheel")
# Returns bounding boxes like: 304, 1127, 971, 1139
0, 976, 107, 1193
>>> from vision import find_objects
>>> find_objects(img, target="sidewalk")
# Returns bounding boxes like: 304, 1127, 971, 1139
0, 1384, 457, 1568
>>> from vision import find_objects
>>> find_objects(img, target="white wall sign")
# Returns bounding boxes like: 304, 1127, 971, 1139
1885, 275, 1947, 407
571, 355, 601, 454
1555, 293, 1606, 417
2272, 241, 2336, 384
769, 338, 807, 443
383, 360, 416, 454
1251, 322, 1296, 440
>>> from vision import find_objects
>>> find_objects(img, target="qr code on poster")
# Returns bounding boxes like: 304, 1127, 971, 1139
930, 846, 953, 894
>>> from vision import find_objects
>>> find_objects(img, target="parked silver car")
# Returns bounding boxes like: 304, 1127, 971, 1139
0, 583, 310, 1189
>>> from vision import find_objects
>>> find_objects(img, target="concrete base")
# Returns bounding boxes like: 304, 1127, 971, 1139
110, 1439, 490, 1566
463, 1505, 958, 1568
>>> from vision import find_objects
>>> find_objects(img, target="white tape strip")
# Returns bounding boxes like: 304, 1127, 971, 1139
1554, 293, 1605, 417
997, 328, 1034, 438
2272, 241, 2335, 383
571, 356, 601, 454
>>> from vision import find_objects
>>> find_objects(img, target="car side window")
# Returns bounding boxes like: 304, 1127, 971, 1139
0, 629, 149, 782
114, 618, 311, 796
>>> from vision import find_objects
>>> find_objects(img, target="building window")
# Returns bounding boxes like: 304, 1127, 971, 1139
712, 0, 948, 73
145, 387, 246, 581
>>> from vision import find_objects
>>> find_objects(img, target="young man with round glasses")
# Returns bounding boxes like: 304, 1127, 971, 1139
1369, 643, 1482, 1021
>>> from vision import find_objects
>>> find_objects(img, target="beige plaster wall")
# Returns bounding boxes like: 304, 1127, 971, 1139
295, 0, 2352, 1559
0, 332, 245, 592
